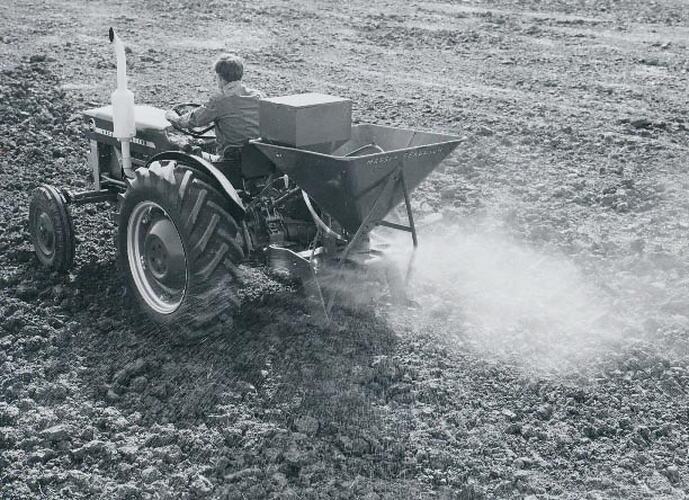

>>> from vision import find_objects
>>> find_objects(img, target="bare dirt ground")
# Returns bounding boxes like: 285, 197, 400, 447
2, 0, 689, 498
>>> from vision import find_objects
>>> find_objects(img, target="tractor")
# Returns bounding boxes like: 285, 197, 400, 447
28, 29, 461, 339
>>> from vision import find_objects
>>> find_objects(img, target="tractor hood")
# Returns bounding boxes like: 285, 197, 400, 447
84, 105, 174, 153
83, 105, 171, 131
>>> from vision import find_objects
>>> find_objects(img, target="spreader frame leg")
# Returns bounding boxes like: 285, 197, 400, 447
376, 169, 418, 246
398, 169, 418, 248
324, 165, 423, 318
397, 169, 419, 284
325, 168, 402, 317
377, 168, 419, 284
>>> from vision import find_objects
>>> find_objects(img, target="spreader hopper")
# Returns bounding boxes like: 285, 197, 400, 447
252, 124, 461, 235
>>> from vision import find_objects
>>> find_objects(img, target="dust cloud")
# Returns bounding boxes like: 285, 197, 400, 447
383, 221, 631, 374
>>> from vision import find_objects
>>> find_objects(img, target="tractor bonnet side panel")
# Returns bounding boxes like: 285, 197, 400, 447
83, 105, 174, 155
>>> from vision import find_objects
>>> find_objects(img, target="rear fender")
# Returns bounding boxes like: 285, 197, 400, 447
145, 151, 245, 221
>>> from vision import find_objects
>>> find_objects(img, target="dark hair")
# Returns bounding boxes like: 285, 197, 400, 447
214, 54, 244, 82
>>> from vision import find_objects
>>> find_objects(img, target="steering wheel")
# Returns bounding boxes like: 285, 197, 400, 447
169, 103, 215, 139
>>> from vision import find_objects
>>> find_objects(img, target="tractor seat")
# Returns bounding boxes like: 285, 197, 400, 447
211, 147, 243, 187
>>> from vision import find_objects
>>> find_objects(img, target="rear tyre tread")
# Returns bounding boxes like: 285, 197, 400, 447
206, 200, 240, 234
191, 213, 219, 257
185, 188, 208, 230
178, 169, 193, 201
194, 242, 229, 281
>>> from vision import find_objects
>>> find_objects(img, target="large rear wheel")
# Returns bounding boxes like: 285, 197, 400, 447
118, 160, 244, 341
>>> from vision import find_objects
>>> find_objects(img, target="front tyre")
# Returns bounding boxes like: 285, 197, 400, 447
28, 185, 76, 272
118, 161, 244, 340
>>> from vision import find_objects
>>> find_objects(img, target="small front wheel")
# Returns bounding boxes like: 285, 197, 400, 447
28, 185, 76, 272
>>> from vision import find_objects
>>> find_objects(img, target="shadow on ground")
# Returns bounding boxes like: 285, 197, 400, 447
67, 262, 400, 433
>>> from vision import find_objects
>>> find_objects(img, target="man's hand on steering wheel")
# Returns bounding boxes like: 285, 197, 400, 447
165, 104, 215, 139
164, 109, 182, 126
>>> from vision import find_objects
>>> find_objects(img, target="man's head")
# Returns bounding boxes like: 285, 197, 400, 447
214, 54, 244, 87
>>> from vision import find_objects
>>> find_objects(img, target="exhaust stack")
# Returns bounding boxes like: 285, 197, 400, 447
109, 27, 136, 179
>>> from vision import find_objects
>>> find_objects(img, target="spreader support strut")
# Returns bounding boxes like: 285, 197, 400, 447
324, 165, 418, 319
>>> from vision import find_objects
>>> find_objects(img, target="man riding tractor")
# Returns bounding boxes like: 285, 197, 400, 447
165, 54, 263, 173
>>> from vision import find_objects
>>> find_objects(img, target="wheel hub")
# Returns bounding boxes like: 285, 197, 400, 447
143, 218, 185, 288
35, 212, 55, 256
145, 236, 168, 276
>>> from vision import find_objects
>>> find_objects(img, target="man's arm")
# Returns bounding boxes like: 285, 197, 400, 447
166, 99, 218, 129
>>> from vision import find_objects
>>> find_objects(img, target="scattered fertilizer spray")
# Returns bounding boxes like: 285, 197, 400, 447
385, 220, 628, 374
